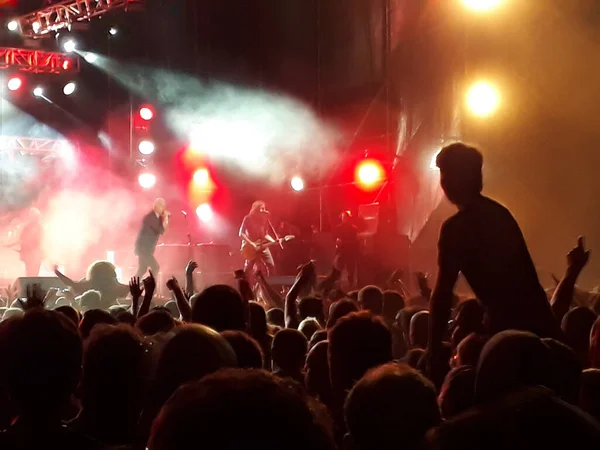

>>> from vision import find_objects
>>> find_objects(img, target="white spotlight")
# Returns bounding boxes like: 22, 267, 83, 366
32, 21, 40, 33
290, 176, 304, 192
7, 77, 22, 92
33, 87, 44, 97
63, 82, 76, 96
63, 39, 77, 53
7, 20, 18, 32
138, 140, 155, 155
84, 52, 98, 64
138, 172, 156, 189
196, 204, 214, 223
109, 27, 118, 36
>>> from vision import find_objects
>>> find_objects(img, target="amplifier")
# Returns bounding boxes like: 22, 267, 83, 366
14, 277, 67, 298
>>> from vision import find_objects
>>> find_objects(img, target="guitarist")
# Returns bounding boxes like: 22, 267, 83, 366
239, 200, 278, 280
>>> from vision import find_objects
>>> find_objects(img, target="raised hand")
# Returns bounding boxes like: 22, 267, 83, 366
143, 270, 157, 297
567, 236, 590, 275
18, 284, 46, 310
129, 276, 143, 299
166, 276, 180, 292
185, 261, 198, 277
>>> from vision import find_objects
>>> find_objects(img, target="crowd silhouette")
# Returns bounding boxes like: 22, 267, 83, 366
0, 142, 599, 449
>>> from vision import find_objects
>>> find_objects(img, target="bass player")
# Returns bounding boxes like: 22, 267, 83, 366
239, 200, 280, 279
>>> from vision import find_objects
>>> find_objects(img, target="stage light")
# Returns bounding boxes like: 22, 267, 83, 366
430, 149, 442, 170
138, 172, 156, 189
32, 21, 40, 33
63, 39, 77, 53
7, 77, 22, 92
138, 140, 155, 155
196, 203, 213, 223
7, 20, 18, 32
109, 27, 118, 36
462, 0, 502, 12
33, 87, 44, 97
63, 82, 76, 96
290, 176, 304, 192
193, 168, 210, 187
466, 80, 500, 117
84, 52, 98, 63
139, 106, 154, 121
356, 159, 385, 190
59, 141, 76, 162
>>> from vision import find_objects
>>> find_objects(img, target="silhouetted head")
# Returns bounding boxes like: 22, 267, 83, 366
298, 296, 324, 323
299, 317, 321, 341
329, 311, 392, 393
272, 328, 308, 374
475, 330, 551, 403
0, 310, 82, 417
86, 261, 119, 283
136, 310, 177, 336
439, 366, 476, 419
580, 369, 600, 421
149, 369, 334, 450
436, 142, 483, 207
248, 301, 268, 338
81, 324, 145, 421
345, 363, 440, 450
382, 290, 405, 325
266, 308, 285, 328
79, 309, 117, 340
221, 330, 264, 369
327, 299, 358, 329
305, 341, 331, 402
191, 284, 246, 332
55, 305, 80, 327
358, 285, 384, 316
456, 333, 489, 367
409, 310, 430, 349
561, 306, 597, 366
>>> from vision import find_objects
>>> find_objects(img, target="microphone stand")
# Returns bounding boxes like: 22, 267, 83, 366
182, 212, 193, 262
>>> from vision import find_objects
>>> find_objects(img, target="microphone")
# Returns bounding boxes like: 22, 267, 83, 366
181, 210, 188, 217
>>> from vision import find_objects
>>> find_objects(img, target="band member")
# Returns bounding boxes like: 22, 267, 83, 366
239, 200, 277, 278
19, 208, 43, 277
334, 211, 360, 287
135, 198, 169, 277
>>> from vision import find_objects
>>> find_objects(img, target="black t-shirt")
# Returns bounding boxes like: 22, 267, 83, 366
334, 222, 359, 253
135, 211, 164, 255
240, 214, 268, 242
438, 195, 555, 335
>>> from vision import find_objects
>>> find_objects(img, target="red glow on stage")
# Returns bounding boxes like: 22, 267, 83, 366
139, 106, 154, 121
7, 76, 22, 91
355, 159, 385, 191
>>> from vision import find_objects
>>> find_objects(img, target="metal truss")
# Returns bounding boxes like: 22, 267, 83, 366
0, 47, 79, 74
12, 0, 144, 38
0, 136, 71, 157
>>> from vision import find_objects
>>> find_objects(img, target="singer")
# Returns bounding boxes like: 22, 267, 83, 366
239, 200, 276, 279
135, 198, 169, 277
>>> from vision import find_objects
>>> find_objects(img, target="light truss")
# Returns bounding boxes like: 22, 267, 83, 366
0, 47, 79, 74
0, 136, 72, 157
11, 0, 144, 38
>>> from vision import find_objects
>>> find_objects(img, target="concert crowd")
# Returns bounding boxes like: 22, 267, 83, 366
0, 142, 600, 449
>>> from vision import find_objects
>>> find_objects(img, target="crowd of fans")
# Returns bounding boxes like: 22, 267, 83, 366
0, 142, 600, 449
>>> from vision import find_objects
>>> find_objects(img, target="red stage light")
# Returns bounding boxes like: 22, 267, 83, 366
355, 159, 385, 191
139, 106, 154, 121
62, 59, 71, 71
290, 176, 304, 192
7, 76, 22, 91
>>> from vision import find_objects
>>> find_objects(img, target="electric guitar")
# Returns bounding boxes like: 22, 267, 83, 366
241, 235, 295, 260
